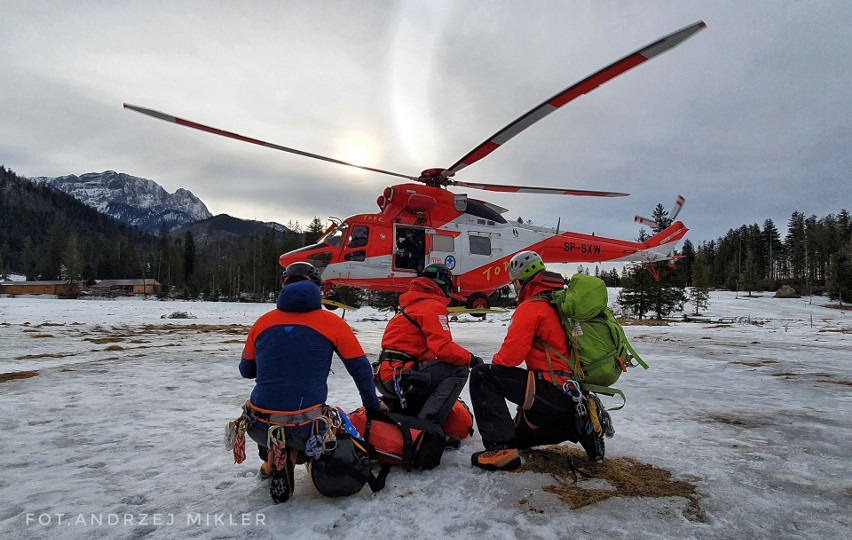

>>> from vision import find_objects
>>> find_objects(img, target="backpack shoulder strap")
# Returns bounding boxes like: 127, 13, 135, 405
399, 306, 422, 331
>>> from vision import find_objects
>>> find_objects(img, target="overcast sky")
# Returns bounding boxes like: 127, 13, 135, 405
2, 1, 850, 247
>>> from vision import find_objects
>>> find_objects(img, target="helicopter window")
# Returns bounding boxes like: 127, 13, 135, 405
469, 235, 491, 256
465, 199, 507, 224
320, 223, 349, 248
307, 251, 333, 274
344, 250, 366, 262
431, 234, 454, 253
347, 226, 369, 248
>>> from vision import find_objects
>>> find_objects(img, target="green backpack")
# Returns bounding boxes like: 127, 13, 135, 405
537, 273, 648, 409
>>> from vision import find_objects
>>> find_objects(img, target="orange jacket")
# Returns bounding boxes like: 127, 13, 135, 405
380, 277, 472, 366
492, 271, 572, 378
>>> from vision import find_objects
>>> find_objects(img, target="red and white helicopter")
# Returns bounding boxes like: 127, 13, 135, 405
125, 21, 705, 309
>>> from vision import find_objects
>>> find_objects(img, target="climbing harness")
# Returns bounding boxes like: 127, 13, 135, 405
562, 378, 587, 418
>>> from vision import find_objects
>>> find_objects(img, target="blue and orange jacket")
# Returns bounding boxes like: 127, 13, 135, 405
492, 271, 572, 379
380, 277, 472, 366
240, 280, 379, 412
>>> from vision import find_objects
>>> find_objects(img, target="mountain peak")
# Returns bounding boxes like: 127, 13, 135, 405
32, 171, 213, 234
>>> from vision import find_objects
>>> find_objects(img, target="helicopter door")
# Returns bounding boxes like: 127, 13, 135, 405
393, 225, 426, 274
427, 231, 457, 275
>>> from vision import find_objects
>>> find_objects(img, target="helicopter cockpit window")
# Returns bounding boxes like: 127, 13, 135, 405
320, 223, 349, 248
469, 234, 491, 256
347, 226, 369, 248
306, 251, 333, 274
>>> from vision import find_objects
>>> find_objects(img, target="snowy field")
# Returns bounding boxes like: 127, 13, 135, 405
0, 291, 850, 540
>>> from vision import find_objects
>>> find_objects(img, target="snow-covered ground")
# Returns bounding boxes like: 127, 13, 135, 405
0, 291, 849, 539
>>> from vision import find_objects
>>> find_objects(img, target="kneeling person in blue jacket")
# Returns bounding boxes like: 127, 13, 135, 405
239, 262, 382, 502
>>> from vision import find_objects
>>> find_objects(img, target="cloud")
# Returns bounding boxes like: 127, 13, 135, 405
2, 1, 851, 246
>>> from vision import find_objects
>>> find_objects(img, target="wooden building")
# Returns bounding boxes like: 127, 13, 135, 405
89, 279, 161, 295
0, 280, 83, 296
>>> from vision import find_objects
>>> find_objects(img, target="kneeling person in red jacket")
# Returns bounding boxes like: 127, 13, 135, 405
470, 251, 605, 472
377, 263, 481, 426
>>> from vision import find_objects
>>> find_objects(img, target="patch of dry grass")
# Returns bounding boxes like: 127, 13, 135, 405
706, 415, 766, 429
730, 360, 778, 368
818, 327, 851, 334
0, 370, 38, 383
819, 379, 852, 387
14, 352, 77, 360
84, 336, 127, 344
522, 446, 704, 522
139, 323, 249, 335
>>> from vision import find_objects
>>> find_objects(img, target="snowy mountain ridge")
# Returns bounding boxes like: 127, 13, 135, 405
31, 170, 213, 234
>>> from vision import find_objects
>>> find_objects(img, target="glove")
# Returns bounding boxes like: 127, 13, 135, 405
367, 398, 390, 413
469, 355, 484, 368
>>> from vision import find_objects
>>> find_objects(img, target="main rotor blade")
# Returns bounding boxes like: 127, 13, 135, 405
443, 21, 707, 177
123, 104, 416, 181
451, 180, 628, 197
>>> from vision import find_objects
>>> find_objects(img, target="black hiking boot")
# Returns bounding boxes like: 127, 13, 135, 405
269, 456, 296, 503
577, 420, 606, 462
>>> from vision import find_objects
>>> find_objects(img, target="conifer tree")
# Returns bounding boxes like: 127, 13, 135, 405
305, 217, 325, 244
183, 231, 196, 282
690, 251, 711, 315
827, 240, 852, 305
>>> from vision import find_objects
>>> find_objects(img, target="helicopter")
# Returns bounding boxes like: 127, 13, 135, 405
125, 21, 705, 310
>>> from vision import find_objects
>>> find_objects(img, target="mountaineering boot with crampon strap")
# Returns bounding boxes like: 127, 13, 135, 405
268, 451, 297, 503
577, 420, 605, 462
471, 448, 522, 471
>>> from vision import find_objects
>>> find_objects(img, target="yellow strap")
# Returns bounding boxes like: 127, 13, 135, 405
587, 394, 603, 436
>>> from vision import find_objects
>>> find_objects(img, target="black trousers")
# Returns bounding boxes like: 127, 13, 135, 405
469, 363, 581, 450
381, 361, 470, 425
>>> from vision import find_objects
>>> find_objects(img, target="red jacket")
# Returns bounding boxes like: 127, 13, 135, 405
381, 277, 472, 366
492, 271, 572, 379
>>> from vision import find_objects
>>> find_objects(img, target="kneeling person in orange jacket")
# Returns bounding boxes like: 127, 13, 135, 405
240, 262, 383, 502
469, 251, 605, 472
377, 263, 481, 426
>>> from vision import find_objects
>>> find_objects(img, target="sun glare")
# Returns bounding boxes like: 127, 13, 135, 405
336, 139, 376, 177
344, 144, 371, 167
